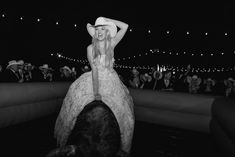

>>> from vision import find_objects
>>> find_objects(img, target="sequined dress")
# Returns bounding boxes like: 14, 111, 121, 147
54, 54, 135, 153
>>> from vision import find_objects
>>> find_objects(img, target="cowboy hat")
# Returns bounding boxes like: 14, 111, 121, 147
6, 60, 24, 69
87, 17, 117, 38
39, 64, 53, 71
60, 66, 72, 73
192, 75, 198, 79
228, 77, 235, 82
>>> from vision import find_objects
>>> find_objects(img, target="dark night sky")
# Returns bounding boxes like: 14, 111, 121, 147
1, 1, 235, 68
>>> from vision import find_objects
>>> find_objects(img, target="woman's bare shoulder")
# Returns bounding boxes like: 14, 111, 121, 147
87, 44, 93, 51
87, 44, 93, 56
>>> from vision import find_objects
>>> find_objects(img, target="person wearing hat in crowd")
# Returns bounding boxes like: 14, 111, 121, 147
140, 72, 152, 89
17, 60, 25, 82
23, 62, 35, 82
39, 64, 54, 82
71, 67, 77, 80
129, 67, 140, 88
2, 60, 24, 83
203, 77, 216, 94
224, 77, 235, 97
187, 75, 202, 94
54, 17, 134, 157
59, 66, 73, 81
156, 70, 174, 91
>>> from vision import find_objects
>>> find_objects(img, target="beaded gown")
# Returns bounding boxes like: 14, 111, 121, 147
54, 53, 135, 153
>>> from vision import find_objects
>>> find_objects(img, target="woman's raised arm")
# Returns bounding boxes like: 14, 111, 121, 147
104, 17, 129, 47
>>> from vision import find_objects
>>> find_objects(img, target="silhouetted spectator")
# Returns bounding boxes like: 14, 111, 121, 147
38, 64, 54, 82
2, 60, 24, 83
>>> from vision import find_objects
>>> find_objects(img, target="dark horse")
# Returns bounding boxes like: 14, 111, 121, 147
47, 100, 129, 157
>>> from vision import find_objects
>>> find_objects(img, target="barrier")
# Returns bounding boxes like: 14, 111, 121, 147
0, 82, 218, 133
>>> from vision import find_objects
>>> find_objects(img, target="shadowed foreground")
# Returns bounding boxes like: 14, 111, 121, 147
0, 114, 220, 157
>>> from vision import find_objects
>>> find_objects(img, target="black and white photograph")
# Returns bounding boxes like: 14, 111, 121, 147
0, 1, 235, 157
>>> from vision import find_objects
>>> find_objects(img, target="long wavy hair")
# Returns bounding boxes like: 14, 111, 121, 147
92, 29, 113, 63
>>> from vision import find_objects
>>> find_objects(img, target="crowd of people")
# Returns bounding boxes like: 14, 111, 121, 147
125, 64, 235, 98
0, 60, 88, 83
0, 59, 234, 98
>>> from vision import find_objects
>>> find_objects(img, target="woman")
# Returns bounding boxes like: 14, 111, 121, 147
54, 17, 134, 156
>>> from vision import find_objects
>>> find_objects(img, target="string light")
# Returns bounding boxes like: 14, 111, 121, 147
51, 53, 235, 73
1, 11, 234, 73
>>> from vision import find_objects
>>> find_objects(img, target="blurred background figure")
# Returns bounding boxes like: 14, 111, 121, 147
23, 62, 35, 82
3, 60, 24, 83
59, 66, 73, 81
71, 67, 77, 80
17, 60, 25, 83
203, 78, 216, 94
174, 64, 192, 92
187, 75, 202, 94
152, 65, 163, 90
224, 77, 235, 97
129, 68, 140, 88
0, 64, 3, 81
140, 73, 152, 89
156, 70, 174, 91
81, 65, 90, 73
39, 64, 54, 82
